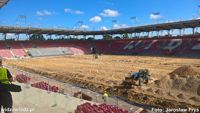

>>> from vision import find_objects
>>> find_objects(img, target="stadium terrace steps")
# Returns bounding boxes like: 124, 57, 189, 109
69, 47, 85, 55
0, 42, 13, 58
0, 35, 200, 58
27, 47, 74, 57
6, 42, 27, 57
106, 36, 200, 56
21, 42, 37, 48
94, 41, 112, 54
33, 41, 58, 48
0, 49, 13, 58
12, 82, 89, 113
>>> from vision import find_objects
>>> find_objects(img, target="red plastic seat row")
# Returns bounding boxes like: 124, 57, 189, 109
0, 36, 200, 58
96, 36, 200, 56
6, 42, 27, 57
31, 81, 59, 92
75, 103, 130, 113
15, 74, 31, 83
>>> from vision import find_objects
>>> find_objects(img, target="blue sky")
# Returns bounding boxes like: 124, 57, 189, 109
0, 0, 200, 30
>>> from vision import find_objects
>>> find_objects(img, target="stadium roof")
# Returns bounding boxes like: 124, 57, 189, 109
0, 0, 9, 8
0, 19, 200, 35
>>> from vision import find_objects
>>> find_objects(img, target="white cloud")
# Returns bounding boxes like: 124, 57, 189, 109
150, 13, 161, 20
64, 8, 72, 13
80, 25, 89, 29
74, 10, 84, 14
113, 24, 129, 29
90, 16, 102, 23
36, 10, 53, 16
100, 9, 119, 17
53, 26, 58, 29
100, 26, 108, 30
64, 8, 84, 15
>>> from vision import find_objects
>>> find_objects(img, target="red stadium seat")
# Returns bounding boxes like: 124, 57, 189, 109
75, 103, 130, 113
0, 35, 200, 58
31, 81, 59, 92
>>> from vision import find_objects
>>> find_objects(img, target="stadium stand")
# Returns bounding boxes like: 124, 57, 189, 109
33, 41, 58, 48
6, 41, 27, 57
0, 35, 200, 58
12, 82, 88, 113
94, 40, 112, 54
0, 42, 13, 58
21, 41, 37, 48
67, 41, 92, 54
27, 47, 73, 57
106, 35, 200, 56
69, 47, 85, 55
75, 103, 130, 113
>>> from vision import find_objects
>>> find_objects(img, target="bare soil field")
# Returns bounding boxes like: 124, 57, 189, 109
5, 55, 200, 108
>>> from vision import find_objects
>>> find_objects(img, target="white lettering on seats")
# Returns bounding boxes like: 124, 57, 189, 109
124, 40, 142, 50
192, 38, 200, 50
144, 40, 158, 50
164, 39, 182, 51
124, 41, 134, 50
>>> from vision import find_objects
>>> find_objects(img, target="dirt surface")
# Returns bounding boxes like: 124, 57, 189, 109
5, 55, 200, 109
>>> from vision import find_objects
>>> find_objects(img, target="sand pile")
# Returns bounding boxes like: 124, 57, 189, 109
153, 66, 200, 98
169, 65, 200, 78
153, 75, 172, 88
169, 66, 200, 96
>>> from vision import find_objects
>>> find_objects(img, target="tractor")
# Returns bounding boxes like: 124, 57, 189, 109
124, 69, 150, 86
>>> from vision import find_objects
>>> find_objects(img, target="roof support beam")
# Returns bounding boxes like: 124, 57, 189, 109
0, 19, 200, 36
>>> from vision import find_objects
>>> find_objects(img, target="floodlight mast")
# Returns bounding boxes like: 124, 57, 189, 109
151, 12, 161, 24
197, 5, 200, 18
130, 16, 137, 26
16, 15, 27, 27
112, 20, 117, 29
78, 20, 83, 30
73, 20, 83, 30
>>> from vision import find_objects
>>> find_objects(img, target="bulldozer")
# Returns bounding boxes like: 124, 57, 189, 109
123, 69, 150, 86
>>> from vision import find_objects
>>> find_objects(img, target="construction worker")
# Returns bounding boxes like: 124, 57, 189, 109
91, 46, 98, 59
0, 57, 13, 113
102, 91, 109, 104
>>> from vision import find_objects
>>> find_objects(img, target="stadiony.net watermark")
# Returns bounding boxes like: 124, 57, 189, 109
3, 107, 35, 112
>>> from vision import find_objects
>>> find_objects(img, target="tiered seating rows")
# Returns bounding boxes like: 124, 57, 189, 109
0, 35, 199, 58
75, 103, 130, 113
0, 42, 13, 58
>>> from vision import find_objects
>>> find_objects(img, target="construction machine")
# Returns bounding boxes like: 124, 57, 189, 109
124, 69, 150, 86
